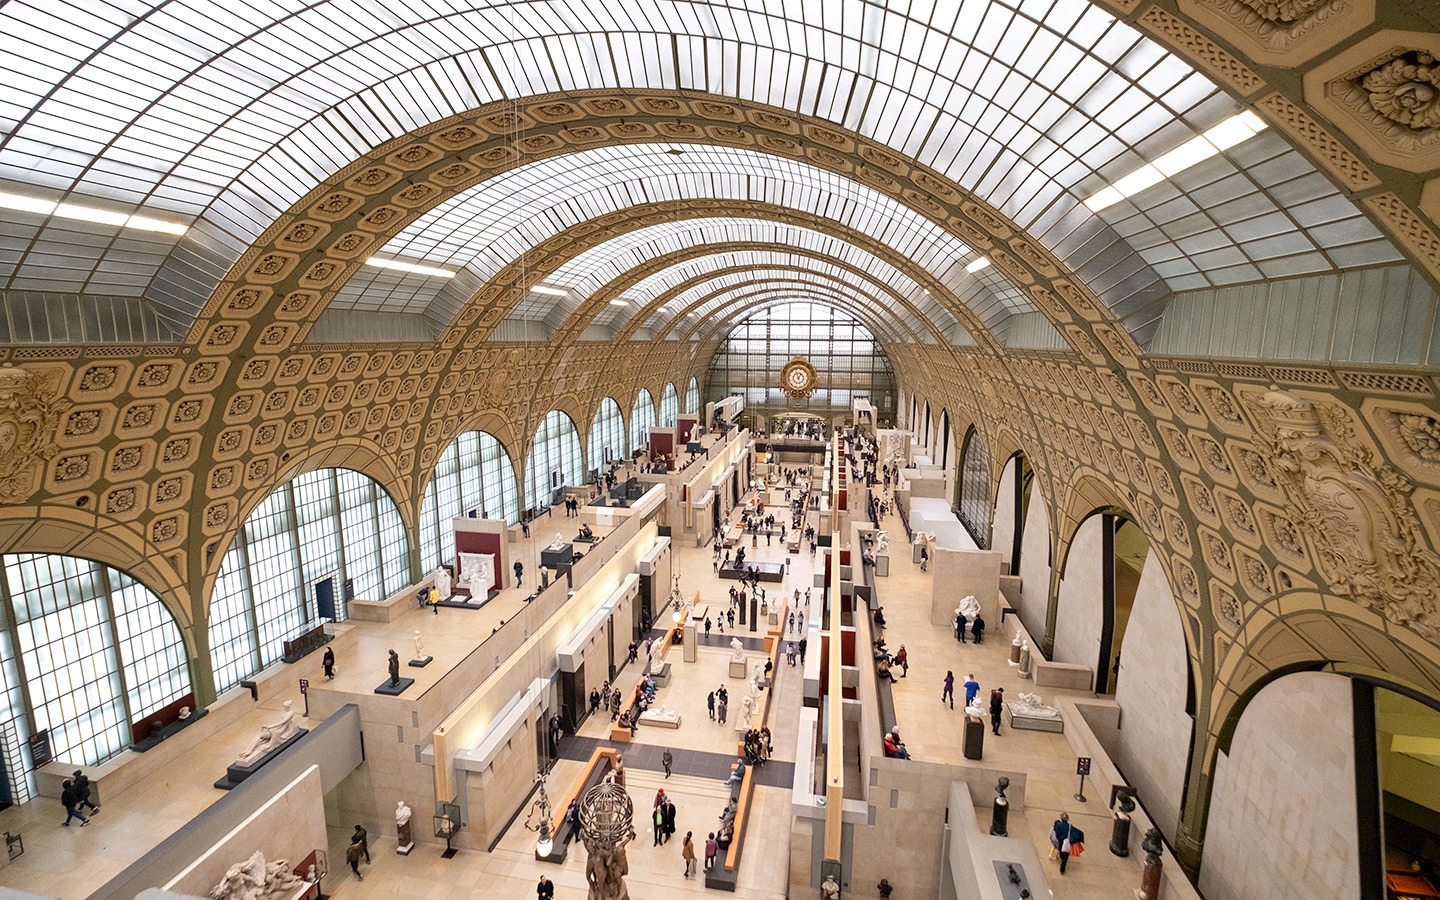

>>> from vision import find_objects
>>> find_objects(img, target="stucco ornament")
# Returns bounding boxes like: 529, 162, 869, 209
1362, 51, 1440, 131
1254, 389, 1440, 637
1236, 0, 1327, 24
0, 365, 70, 503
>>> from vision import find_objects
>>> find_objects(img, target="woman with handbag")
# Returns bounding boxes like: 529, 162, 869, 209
1050, 812, 1083, 874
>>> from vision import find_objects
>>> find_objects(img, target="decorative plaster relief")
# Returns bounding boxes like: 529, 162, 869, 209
1307, 33, 1440, 173
1180, 0, 1373, 63
1252, 388, 1440, 638
0, 366, 70, 503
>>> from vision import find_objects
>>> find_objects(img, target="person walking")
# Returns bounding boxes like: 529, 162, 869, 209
942, 670, 955, 708
707, 690, 716, 720
1051, 812, 1081, 875
322, 645, 335, 680
662, 797, 677, 844
989, 687, 1005, 736
964, 674, 980, 708
72, 770, 99, 814
663, 747, 674, 778
352, 824, 370, 863
799, 637, 807, 664
60, 779, 89, 827
346, 835, 365, 880
682, 830, 697, 877
513, 559, 524, 586
894, 644, 908, 677
705, 832, 719, 872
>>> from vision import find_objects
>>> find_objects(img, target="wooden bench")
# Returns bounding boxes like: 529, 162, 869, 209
542, 747, 616, 863
705, 762, 756, 891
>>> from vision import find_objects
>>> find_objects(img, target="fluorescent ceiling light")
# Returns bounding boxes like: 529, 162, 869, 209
0, 190, 189, 235
530, 284, 569, 296
365, 257, 455, 278
609, 299, 629, 306
965, 257, 991, 273
1084, 111, 1268, 212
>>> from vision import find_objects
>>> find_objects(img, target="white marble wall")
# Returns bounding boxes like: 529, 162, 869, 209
1051, 515, 1103, 672
1016, 487, 1052, 643
1112, 552, 1191, 838
1200, 672, 1359, 900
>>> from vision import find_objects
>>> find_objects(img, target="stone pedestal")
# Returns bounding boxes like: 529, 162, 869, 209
408, 656, 432, 668
397, 820, 414, 855
729, 659, 748, 678
989, 796, 1009, 836
214, 728, 308, 790
375, 677, 415, 696
1138, 862, 1162, 899
1018, 646, 1032, 679
1009, 639, 1022, 666
963, 715, 985, 760
1110, 812, 1132, 857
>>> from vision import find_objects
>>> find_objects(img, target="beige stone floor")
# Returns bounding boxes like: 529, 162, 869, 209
0, 480, 1150, 899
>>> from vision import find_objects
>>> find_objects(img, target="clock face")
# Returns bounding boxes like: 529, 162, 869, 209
780, 358, 817, 398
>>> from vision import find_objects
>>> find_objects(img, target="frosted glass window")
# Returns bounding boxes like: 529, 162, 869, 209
659, 383, 678, 427
958, 427, 992, 549
524, 411, 584, 514
418, 431, 521, 569
630, 389, 656, 452
686, 377, 700, 415
587, 398, 626, 473
209, 467, 411, 694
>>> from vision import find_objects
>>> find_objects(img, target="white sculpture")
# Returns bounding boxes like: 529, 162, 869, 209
1013, 692, 1061, 719
235, 701, 300, 765
178, 706, 192, 720
749, 661, 766, 697
730, 637, 745, 662
209, 850, 302, 900
956, 595, 981, 620
433, 566, 451, 600
396, 800, 412, 826
738, 694, 757, 730
639, 706, 682, 726
457, 552, 494, 593
821, 873, 841, 900
875, 531, 889, 552
412, 629, 424, 658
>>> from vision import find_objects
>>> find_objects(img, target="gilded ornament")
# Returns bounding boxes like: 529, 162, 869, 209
0, 366, 70, 501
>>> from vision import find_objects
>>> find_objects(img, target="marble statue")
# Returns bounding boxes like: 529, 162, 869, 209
396, 799, 412, 826
738, 694, 757, 730
235, 701, 300, 765
956, 595, 981, 620
209, 850, 302, 900
638, 706, 681, 726
820, 873, 841, 900
458, 551, 494, 593
178, 706, 192, 720
875, 531, 889, 552
730, 637, 745, 662
1012, 692, 1061, 718
750, 661, 766, 697
555, 532, 565, 546
396, 799, 413, 850
388, 649, 401, 685
914, 530, 935, 545
413, 629, 424, 658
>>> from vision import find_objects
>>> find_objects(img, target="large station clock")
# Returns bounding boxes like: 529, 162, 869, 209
780, 357, 818, 398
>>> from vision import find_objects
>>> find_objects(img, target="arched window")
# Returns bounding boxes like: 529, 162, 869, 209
587, 398, 626, 473
419, 431, 520, 569
631, 389, 656, 453
0, 554, 189, 784
659, 383, 678, 427
210, 468, 411, 695
685, 378, 700, 415
957, 426, 992, 548
525, 411, 584, 513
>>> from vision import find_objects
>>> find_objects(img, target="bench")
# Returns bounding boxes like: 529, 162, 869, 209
543, 747, 616, 863
875, 665, 898, 738
705, 762, 756, 892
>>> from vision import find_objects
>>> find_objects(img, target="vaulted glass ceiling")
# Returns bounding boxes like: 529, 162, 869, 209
0, 0, 1418, 346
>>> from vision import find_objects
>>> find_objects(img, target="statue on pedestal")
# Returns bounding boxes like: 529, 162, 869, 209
235, 700, 300, 766
956, 595, 981, 620
396, 799, 413, 850
209, 850, 302, 900
820, 873, 841, 900
729, 638, 745, 663
875, 531, 889, 552
1012, 692, 1061, 719
413, 630, 424, 659
579, 775, 636, 900
433, 566, 451, 600
388, 649, 401, 686
738, 694, 757, 730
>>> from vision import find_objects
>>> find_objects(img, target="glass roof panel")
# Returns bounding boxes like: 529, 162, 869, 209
0, 0, 1413, 343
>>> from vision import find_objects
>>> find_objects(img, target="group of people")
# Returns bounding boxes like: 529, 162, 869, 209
562, 496, 584, 516
741, 726, 772, 765
706, 685, 730, 724
651, 788, 678, 847
59, 770, 99, 826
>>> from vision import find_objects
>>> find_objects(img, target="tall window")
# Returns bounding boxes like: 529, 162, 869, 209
526, 411, 584, 513
705, 302, 896, 419
658, 383, 678, 427
957, 427, 992, 549
0, 554, 189, 787
210, 468, 411, 695
587, 398, 626, 474
630, 389, 656, 453
685, 378, 700, 415
419, 431, 520, 570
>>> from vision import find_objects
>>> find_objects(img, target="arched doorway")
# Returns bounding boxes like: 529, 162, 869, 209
1100, 514, 1147, 695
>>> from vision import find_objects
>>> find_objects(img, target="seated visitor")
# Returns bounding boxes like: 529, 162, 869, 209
877, 657, 897, 683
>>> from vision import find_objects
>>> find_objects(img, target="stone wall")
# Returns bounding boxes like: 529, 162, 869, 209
1052, 514, 1104, 673
1015, 487, 1052, 644
1199, 672, 1358, 900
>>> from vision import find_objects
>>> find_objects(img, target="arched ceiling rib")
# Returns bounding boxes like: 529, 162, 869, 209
0, 0, 1419, 348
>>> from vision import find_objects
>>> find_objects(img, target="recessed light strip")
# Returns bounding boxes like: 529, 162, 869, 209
364, 257, 456, 278
1084, 111, 1268, 213
530, 284, 569, 296
0, 190, 189, 235
964, 257, 991, 273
